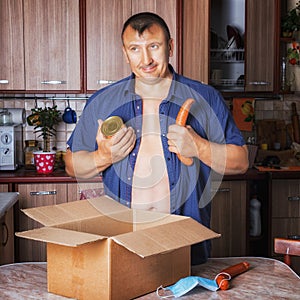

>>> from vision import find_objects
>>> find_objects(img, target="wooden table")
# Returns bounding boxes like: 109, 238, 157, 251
0, 257, 299, 299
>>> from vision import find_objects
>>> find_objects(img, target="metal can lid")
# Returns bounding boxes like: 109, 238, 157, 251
101, 116, 123, 137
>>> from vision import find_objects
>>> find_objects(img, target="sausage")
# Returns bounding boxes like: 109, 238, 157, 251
215, 261, 250, 290
175, 98, 195, 166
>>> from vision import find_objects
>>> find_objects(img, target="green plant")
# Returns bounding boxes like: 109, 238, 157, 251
281, 2, 300, 35
27, 105, 61, 152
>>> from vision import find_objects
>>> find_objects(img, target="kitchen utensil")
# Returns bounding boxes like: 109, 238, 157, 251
291, 102, 300, 143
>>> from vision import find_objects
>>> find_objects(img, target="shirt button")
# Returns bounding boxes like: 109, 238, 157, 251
137, 106, 140, 110
128, 177, 131, 181
136, 129, 140, 133
132, 152, 136, 156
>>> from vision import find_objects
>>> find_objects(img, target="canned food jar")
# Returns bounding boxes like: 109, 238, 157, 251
101, 116, 123, 138
24, 140, 39, 169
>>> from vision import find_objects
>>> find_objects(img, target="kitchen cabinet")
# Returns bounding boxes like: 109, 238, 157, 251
182, 0, 279, 93
67, 181, 104, 202
210, 180, 247, 257
23, 0, 81, 92
15, 181, 104, 261
0, 185, 8, 192
86, 0, 179, 92
0, 0, 25, 91
271, 179, 300, 273
0, 206, 14, 265
16, 183, 68, 262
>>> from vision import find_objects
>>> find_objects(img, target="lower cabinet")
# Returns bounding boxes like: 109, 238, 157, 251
271, 179, 300, 273
16, 181, 104, 262
67, 181, 104, 202
0, 206, 14, 265
210, 180, 247, 257
16, 183, 68, 262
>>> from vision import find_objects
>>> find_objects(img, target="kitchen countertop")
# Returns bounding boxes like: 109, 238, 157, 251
0, 192, 18, 218
0, 166, 300, 185
0, 257, 299, 299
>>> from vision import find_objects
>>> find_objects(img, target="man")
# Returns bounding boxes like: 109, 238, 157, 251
65, 12, 248, 264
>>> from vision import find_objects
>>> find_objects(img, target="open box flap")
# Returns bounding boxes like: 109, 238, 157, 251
16, 227, 106, 247
113, 217, 220, 258
20, 196, 127, 227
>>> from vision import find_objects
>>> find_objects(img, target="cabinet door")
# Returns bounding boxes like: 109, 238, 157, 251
245, 0, 277, 92
210, 181, 247, 257
23, 0, 81, 91
0, 0, 25, 91
182, 0, 209, 83
271, 179, 300, 273
131, 0, 178, 70
67, 181, 104, 202
0, 185, 8, 192
272, 180, 300, 218
86, 0, 131, 91
0, 207, 14, 265
86, 0, 179, 92
16, 183, 67, 262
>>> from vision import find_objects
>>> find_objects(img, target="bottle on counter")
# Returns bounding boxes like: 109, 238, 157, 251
249, 194, 261, 237
24, 140, 39, 170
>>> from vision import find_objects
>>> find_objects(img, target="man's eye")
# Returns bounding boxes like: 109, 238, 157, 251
150, 44, 159, 49
130, 47, 139, 52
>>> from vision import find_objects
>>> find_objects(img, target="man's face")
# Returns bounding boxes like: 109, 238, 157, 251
122, 24, 174, 80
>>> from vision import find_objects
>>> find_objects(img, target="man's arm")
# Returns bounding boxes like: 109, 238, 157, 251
65, 120, 136, 178
167, 124, 249, 175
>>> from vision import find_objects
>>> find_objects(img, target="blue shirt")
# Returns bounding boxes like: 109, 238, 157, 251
67, 65, 245, 264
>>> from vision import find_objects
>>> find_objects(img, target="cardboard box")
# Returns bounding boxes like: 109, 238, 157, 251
16, 196, 220, 300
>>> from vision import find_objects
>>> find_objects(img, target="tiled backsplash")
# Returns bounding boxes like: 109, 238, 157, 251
0, 94, 90, 151
1, 92, 300, 151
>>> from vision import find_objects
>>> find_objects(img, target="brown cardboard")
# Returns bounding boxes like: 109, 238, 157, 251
16, 195, 220, 300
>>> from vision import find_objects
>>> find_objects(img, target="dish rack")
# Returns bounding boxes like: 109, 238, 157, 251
210, 49, 245, 62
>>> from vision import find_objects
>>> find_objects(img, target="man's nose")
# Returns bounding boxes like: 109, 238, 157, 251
141, 48, 153, 65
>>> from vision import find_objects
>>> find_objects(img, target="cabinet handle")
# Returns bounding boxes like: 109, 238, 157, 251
211, 188, 230, 193
288, 196, 300, 201
97, 80, 116, 85
30, 190, 57, 196
248, 81, 270, 86
2, 222, 8, 246
0, 80, 9, 84
40, 80, 67, 85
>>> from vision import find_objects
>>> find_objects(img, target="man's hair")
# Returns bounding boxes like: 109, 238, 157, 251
121, 12, 171, 43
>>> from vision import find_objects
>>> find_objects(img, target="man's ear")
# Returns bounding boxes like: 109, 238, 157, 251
122, 46, 130, 64
168, 38, 174, 57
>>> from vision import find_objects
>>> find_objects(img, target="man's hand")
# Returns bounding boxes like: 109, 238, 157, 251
167, 124, 201, 158
96, 119, 136, 165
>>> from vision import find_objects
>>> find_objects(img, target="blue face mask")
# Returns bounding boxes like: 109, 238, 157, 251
157, 275, 220, 298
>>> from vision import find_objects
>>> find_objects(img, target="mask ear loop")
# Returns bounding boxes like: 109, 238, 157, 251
215, 272, 231, 288
156, 285, 175, 299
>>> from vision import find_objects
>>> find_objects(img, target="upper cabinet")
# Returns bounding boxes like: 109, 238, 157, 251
0, 0, 25, 90
0, 0, 281, 94
183, 0, 280, 94
245, 0, 278, 92
23, 0, 81, 92
0, 0, 81, 93
85, 0, 179, 92
85, 0, 131, 92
